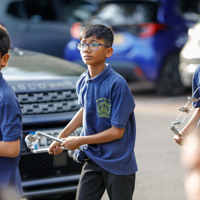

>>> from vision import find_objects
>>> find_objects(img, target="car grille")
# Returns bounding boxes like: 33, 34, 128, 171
19, 152, 82, 180
17, 90, 79, 115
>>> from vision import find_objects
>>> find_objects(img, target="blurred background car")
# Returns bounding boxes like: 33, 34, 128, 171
0, 0, 98, 58
64, 0, 200, 95
179, 22, 200, 88
4, 48, 85, 199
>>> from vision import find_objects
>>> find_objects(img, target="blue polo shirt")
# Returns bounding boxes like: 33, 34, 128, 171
77, 64, 138, 175
0, 73, 23, 195
193, 65, 200, 108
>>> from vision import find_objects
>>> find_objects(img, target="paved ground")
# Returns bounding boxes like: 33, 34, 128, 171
101, 93, 191, 200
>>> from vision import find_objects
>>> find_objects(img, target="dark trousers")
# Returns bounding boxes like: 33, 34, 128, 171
76, 159, 136, 200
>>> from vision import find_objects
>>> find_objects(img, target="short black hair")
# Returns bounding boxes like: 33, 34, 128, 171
79, 24, 114, 47
0, 25, 11, 57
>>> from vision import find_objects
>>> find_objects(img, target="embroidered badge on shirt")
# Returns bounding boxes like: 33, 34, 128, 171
96, 98, 112, 118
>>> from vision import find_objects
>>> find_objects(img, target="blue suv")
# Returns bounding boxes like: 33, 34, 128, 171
64, 0, 199, 95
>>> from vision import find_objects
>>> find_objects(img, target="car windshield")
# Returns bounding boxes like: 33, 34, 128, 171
178, 0, 200, 21
8, 0, 97, 23
62, 0, 98, 23
92, 2, 158, 25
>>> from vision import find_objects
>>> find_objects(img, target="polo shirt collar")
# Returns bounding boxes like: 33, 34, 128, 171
86, 64, 111, 85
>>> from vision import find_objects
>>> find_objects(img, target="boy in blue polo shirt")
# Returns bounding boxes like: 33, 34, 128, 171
49, 24, 138, 200
0, 25, 23, 198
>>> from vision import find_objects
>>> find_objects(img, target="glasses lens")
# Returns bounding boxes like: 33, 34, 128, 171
77, 43, 99, 51
89, 43, 98, 51
77, 43, 86, 50
82, 43, 88, 50
77, 43, 81, 50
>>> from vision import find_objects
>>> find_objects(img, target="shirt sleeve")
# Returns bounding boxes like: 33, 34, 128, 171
76, 72, 87, 108
192, 65, 200, 108
0, 104, 22, 141
110, 81, 135, 128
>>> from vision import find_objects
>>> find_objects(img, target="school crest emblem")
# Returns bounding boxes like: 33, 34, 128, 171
96, 98, 111, 119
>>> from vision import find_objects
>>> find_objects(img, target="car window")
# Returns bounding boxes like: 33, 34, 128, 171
7, 0, 97, 23
23, 0, 57, 21
178, 0, 200, 21
7, 0, 57, 21
93, 2, 158, 25
61, 0, 98, 24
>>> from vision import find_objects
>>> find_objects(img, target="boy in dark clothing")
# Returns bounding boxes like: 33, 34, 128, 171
49, 24, 137, 200
0, 25, 23, 198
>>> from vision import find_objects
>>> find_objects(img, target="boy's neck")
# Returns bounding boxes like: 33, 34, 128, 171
88, 63, 106, 78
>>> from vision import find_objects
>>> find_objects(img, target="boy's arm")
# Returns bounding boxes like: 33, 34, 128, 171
48, 108, 83, 154
61, 126, 125, 150
0, 139, 20, 157
174, 108, 200, 145
57, 108, 83, 139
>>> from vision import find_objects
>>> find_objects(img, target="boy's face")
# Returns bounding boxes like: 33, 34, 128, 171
0, 53, 9, 70
80, 35, 113, 67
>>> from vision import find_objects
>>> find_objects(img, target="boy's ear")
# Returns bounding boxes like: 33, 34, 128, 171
1, 53, 9, 67
106, 47, 113, 58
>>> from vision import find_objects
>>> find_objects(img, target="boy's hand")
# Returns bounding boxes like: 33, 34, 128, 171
174, 133, 184, 146
61, 136, 81, 150
48, 141, 63, 155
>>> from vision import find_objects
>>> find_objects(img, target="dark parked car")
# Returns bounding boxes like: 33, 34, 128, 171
3, 48, 85, 199
64, 0, 200, 95
0, 0, 97, 58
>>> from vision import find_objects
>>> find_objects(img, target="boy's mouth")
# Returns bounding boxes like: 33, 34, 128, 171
83, 55, 92, 60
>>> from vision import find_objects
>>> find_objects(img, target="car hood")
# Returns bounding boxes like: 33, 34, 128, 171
3, 48, 85, 81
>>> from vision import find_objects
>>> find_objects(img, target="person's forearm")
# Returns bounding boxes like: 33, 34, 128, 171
0, 140, 20, 157
78, 126, 125, 146
58, 108, 83, 139
181, 108, 200, 136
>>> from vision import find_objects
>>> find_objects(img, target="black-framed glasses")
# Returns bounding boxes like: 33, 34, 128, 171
77, 43, 109, 51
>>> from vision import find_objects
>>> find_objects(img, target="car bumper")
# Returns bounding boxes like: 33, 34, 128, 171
20, 148, 82, 198
22, 175, 80, 198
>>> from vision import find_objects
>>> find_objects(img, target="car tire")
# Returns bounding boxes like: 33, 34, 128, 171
156, 52, 187, 95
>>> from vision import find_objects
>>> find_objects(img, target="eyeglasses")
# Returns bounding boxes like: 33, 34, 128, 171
77, 43, 109, 51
